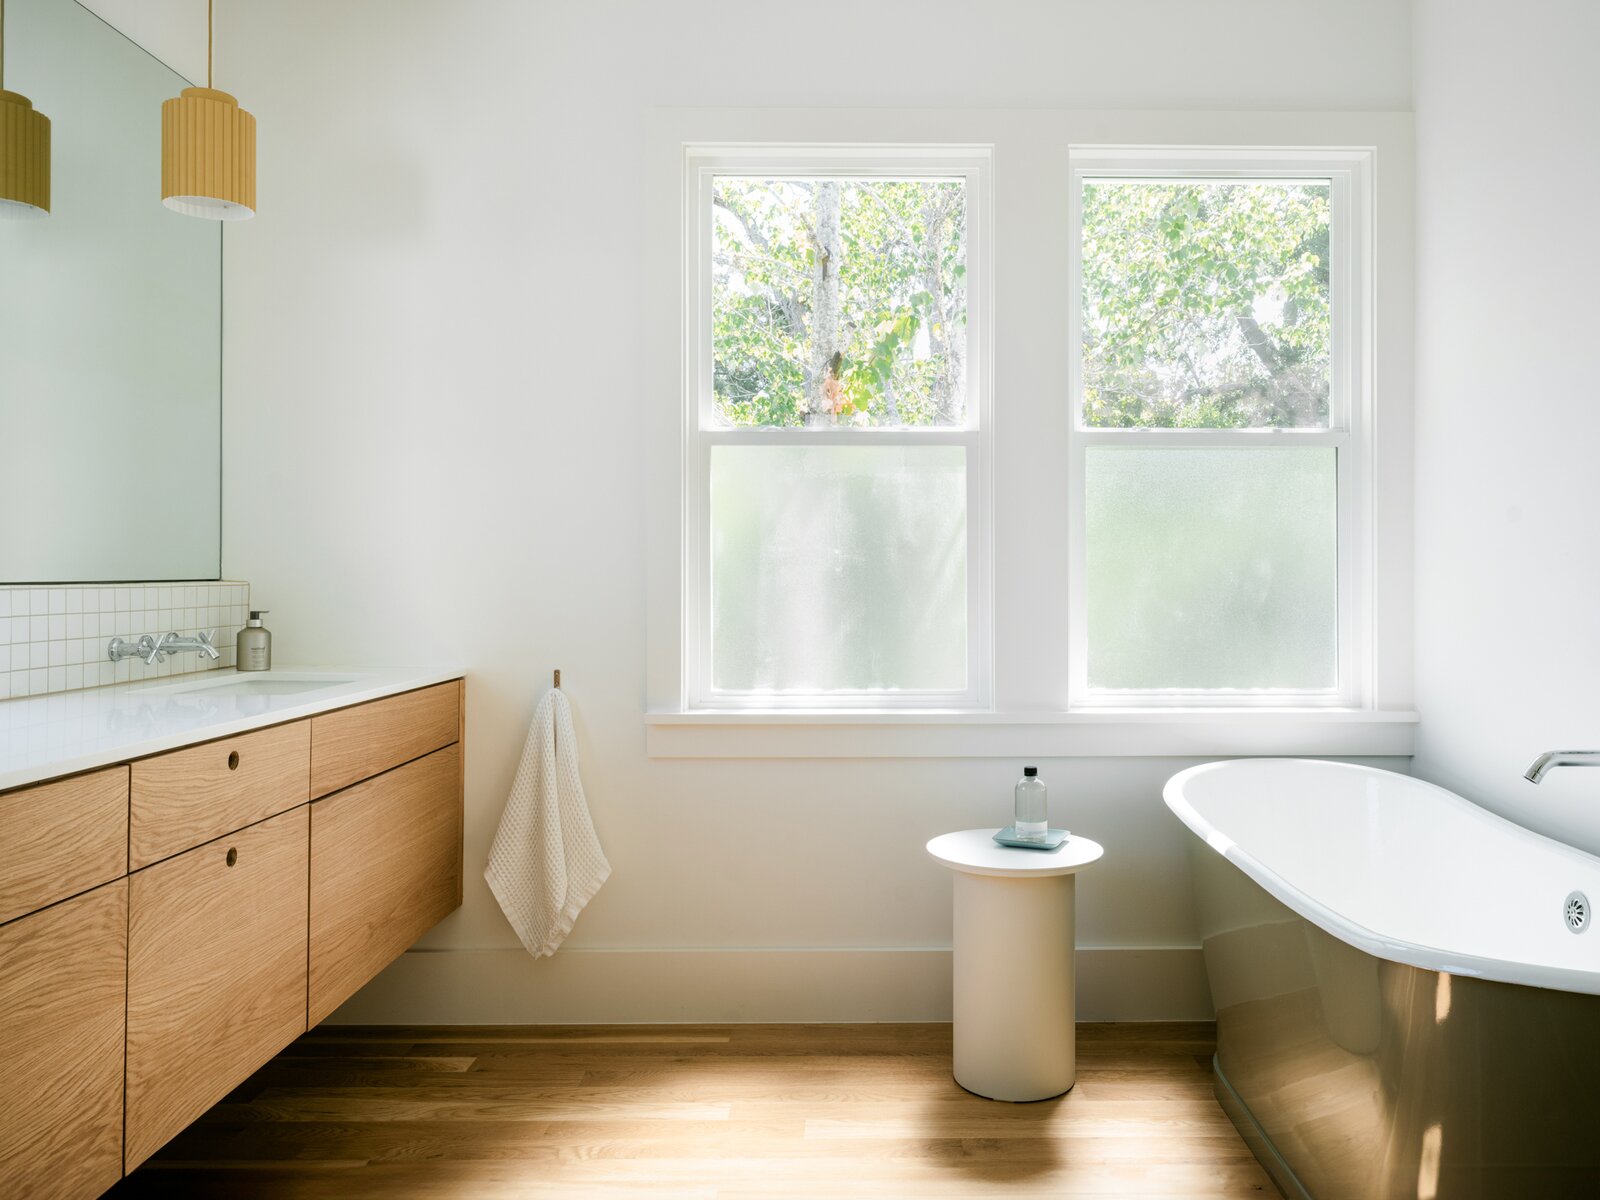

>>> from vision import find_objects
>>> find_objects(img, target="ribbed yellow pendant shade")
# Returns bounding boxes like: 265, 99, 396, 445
0, 86, 48, 218
161, 86, 254, 220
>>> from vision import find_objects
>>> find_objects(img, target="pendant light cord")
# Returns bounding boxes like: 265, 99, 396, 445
1, 0, 8, 91
207, 0, 213, 89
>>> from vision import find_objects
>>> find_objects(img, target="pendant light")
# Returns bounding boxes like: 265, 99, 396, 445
161, 0, 254, 220
0, 0, 51, 219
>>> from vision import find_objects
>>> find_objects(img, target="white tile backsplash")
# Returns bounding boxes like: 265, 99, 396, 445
0, 582, 250, 701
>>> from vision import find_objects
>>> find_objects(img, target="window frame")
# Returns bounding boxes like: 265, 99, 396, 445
681, 145, 995, 711
1065, 147, 1375, 710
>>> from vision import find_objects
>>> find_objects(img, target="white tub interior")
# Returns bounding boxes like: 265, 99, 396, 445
1165, 759, 1600, 993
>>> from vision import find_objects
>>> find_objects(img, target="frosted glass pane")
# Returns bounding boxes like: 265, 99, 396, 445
711, 446, 967, 693
1081, 180, 1331, 429
1086, 447, 1336, 691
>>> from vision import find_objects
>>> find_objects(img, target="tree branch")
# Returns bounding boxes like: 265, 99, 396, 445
713, 193, 809, 349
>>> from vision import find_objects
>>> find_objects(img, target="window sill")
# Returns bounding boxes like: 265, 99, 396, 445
644, 708, 1418, 759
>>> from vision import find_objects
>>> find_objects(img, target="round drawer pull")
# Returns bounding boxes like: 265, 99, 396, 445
226, 847, 238, 867
227, 750, 240, 771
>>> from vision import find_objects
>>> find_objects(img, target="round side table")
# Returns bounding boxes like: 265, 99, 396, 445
926, 829, 1105, 1102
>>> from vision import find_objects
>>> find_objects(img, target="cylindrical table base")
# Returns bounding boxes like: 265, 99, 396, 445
951, 870, 1076, 1102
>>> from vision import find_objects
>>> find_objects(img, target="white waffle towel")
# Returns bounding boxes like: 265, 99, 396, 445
485, 687, 610, 957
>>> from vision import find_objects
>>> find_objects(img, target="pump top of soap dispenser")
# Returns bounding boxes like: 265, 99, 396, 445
247, 610, 269, 627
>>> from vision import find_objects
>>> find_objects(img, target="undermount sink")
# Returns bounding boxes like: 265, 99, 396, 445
189, 677, 356, 697
140, 674, 358, 698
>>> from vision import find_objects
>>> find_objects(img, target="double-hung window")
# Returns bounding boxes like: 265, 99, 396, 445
682, 147, 992, 709
1068, 149, 1373, 708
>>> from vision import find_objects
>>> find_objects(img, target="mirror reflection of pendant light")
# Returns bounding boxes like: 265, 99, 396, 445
162, 0, 254, 220
0, 0, 51, 219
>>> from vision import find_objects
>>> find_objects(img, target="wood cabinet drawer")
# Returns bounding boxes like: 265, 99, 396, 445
0, 880, 127, 1200
309, 744, 462, 1024
310, 679, 460, 798
0, 766, 128, 924
125, 806, 309, 1171
130, 720, 310, 869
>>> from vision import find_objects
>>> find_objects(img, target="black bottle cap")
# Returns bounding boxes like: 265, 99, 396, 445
1023, 766, 1038, 777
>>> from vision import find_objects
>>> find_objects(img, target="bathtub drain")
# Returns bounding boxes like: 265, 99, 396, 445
1565, 891, 1590, 934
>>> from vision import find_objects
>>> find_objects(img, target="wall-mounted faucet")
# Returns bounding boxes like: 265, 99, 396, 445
153, 630, 221, 662
107, 630, 220, 666
107, 635, 157, 664
1525, 751, 1600, 784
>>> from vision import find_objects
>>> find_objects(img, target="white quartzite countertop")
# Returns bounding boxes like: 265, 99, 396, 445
0, 667, 463, 793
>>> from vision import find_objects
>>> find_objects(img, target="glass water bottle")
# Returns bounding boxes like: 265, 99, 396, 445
1014, 766, 1048, 840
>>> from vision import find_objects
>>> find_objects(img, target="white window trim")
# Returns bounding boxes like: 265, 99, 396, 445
680, 144, 996, 711
645, 110, 1413, 760
1065, 147, 1376, 711
644, 707, 1417, 759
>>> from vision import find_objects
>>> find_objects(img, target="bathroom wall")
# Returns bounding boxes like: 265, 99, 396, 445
203, 0, 1414, 1021
1411, 1, 1600, 850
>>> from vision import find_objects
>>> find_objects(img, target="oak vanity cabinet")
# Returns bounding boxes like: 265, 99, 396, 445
0, 767, 130, 1200
310, 743, 463, 1023
0, 678, 464, 1200
308, 681, 463, 1023
125, 807, 311, 1170
129, 719, 312, 870
123, 721, 317, 1170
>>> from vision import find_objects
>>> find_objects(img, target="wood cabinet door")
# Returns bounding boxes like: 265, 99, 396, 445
309, 680, 459, 798
309, 744, 462, 1024
125, 806, 310, 1170
130, 720, 310, 869
0, 765, 128, 924
0, 880, 127, 1200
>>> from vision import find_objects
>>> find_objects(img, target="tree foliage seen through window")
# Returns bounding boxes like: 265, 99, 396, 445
711, 177, 967, 428
1082, 180, 1331, 429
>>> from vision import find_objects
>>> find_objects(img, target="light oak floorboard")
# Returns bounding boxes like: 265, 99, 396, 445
109, 1022, 1273, 1198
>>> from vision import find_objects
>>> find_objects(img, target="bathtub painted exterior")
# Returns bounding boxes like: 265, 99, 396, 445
1166, 759, 1600, 1199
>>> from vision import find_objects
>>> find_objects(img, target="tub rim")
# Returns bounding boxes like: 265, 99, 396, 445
1164, 757, 1600, 996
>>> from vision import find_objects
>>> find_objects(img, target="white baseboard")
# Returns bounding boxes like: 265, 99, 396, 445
323, 946, 1213, 1025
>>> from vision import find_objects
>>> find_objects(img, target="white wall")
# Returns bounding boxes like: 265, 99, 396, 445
1412, 2, 1600, 848
212, 0, 1414, 1021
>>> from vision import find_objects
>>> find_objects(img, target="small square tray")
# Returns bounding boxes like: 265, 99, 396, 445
993, 825, 1071, 850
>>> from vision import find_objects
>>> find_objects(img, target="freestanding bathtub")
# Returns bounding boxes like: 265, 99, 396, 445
1165, 759, 1600, 1200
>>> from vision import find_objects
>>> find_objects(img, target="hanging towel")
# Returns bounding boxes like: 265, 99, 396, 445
485, 687, 611, 957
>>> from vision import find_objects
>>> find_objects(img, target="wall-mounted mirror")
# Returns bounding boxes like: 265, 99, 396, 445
0, 0, 222, 582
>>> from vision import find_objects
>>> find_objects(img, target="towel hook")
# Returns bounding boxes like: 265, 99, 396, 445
553, 669, 561, 689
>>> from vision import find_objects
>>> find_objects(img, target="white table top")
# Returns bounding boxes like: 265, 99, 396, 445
927, 829, 1105, 878
0, 666, 463, 792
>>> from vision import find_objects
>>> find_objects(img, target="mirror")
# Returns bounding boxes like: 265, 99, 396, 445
0, 0, 222, 582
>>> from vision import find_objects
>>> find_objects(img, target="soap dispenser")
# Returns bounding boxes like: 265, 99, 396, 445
236, 610, 272, 672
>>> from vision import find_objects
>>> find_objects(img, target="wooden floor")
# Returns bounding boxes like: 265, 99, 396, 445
107, 1023, 1275, 1199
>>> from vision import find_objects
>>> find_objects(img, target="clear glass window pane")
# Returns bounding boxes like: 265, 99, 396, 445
710, 445, 967, 693
1086, 446, 1337, 691
711, 178, 967, 429
1081, 180, 1331, 429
